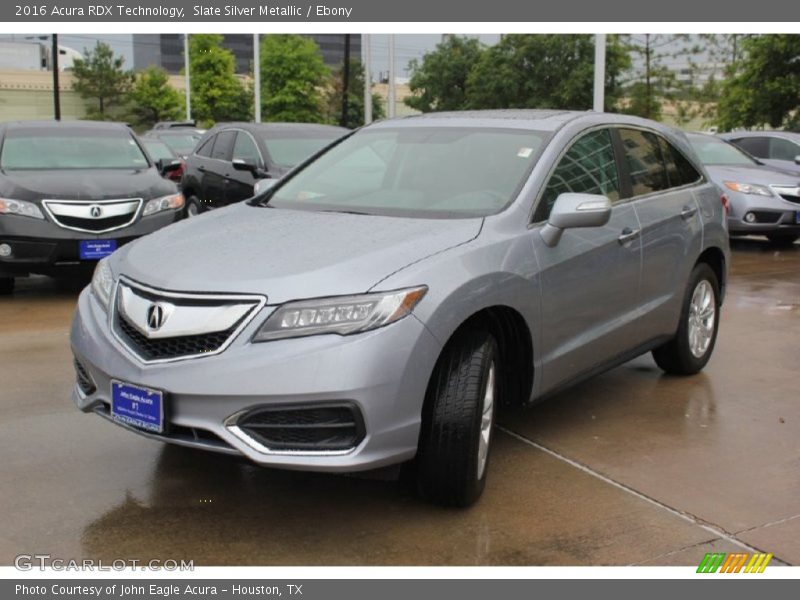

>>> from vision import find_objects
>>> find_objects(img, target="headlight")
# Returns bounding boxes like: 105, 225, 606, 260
90, 258, 114, 312
723, 182, 774, 197
253, 286, 428, 342
0, 197, 44, 219
142, 192, 185, 217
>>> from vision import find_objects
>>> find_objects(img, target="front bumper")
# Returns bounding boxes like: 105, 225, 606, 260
726, 193, 800, 234
0, 210, 181, 277
70, 287, 442, 472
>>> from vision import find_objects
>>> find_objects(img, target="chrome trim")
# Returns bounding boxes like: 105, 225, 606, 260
117, 283, 259, 340
41, 198, 143, 234
110, 276, 267, 365
770, 185, 800, 201
224, 410, 358, 457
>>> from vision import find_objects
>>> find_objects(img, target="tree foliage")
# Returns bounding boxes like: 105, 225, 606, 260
325, 59, 385, 128
465, 35, 630, 112
127, 66, 183, 128
405, 36, 485, 112
189, 33, 251, 125
71, 41, 133, 119
260, 34, 330, 123
716, 34, 800, 130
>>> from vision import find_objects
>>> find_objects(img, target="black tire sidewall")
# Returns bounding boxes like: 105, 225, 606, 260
675, 264, 721, 372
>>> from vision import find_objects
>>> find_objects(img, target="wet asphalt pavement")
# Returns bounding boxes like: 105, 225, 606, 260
1, 238, 798, 566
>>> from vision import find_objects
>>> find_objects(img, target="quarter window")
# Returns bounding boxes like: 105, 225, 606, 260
195, 135, 214, 158
536, 129, 620, 222
618, 129, 669, 196
659, 137, 702, 188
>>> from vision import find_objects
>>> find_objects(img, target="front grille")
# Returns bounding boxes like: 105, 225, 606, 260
236, 404, 365, 452
779, 194, 800, 205
73, 358, 96, 395
55, 214, 133, 232
117, 312, 237, 361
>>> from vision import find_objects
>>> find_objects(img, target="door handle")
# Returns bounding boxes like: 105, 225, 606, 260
198, 165, 205, 172
680, 205, 698, 220
618, 227, 641, 245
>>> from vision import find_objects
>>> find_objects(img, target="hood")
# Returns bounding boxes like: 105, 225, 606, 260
705, 164, 800, 187
115, 203, 482, 303
0, 168, 175, 202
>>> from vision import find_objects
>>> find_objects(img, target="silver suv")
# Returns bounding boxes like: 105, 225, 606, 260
70, 110, 730, 506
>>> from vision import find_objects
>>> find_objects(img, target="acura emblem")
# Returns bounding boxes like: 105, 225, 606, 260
146, 302, 171, 331
89, 205, 103, 218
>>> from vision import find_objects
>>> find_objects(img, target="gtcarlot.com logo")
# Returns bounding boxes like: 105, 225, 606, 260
697, 552, 773, 573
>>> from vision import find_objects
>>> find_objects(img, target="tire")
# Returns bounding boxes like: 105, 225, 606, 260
652, 263, 720, 375
766, 233, 798, 247
0, 277, 14, 295
186, 196, 201, 217
414, 328, 499, 507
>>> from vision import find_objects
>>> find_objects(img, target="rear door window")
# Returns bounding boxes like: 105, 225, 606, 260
659, 137, 702, 188
618, 129, 669, 196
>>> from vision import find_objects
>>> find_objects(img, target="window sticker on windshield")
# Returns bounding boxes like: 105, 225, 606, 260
517, 147, 533, 158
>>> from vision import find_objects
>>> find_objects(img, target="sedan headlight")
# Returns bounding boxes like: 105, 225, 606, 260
723, 182, 774, 197
253, 286, 428, 342
0, 197, 44, 219
142, 192, 185, 217
90, 258, 114, 312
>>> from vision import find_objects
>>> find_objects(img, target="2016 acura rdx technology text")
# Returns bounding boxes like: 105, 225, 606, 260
0, 121, 185, 295
70, 110, 730, 506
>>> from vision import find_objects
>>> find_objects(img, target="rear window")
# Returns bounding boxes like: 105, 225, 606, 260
159, 133, 201, 156
142, 139, 175, 161
0, 128, 149, 170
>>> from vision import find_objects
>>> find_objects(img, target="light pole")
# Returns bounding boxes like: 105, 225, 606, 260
184, 34, 191, 121
253, 33, 261, 123
51, 34, 61, 120
363, 34, 372, 124
387, 34, 396, 119
593, 34, 606, 112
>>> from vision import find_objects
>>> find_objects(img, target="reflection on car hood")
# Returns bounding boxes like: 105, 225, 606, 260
116, 203, 483, 302
705, 164, 800, 187
0, 168, 173, 202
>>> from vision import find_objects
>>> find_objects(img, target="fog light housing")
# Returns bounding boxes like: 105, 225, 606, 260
744, 212, 757, 223
0, 243, 11, 258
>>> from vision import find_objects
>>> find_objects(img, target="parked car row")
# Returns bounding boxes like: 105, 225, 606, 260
0, 119, 349, 294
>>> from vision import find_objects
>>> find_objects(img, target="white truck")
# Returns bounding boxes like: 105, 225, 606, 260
0, 41, 82, 70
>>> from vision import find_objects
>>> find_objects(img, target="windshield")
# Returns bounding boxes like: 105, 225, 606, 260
158, 133, 201, 156
142, 139, 175, 161
0, 128, 149, 170
262, 134, 343, 168
267, 127, 547, 218
688, 135, 758, 166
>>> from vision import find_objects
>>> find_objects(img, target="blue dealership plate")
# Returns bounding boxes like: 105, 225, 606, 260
111, 380, 164, 433
796, 211, 800, 224
79, 239, 117, 260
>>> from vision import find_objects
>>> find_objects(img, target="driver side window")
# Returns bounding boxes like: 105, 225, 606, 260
535, 129, 620, 222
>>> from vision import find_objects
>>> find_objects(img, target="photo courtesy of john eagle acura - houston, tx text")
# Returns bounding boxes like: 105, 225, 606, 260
70, 110, 729, 507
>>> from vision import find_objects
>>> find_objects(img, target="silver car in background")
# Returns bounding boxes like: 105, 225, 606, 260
71, 110, 729, 506
720, 130, 800, 176
688, 133, 800, 246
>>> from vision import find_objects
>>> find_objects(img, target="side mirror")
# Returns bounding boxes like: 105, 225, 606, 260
540, 193, 612, 247
157, 158, 182, 175
794, 155, 800, 166
233, 158, 263, 173
253, 178, 278, 196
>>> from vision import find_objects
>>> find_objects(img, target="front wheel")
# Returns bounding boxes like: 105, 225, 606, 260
652, 263, 720, 375
185, 196, 201, 217
414, 328, 499, 507
0, 277, 14, 295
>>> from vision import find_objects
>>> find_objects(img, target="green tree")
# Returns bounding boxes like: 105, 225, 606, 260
260, 34, 329, 123
716, 34, 800, 130
405, 36, 485, 112
325, 59, 384, 128
71, 41, 133, 119
465, 35, 630, 112
127, 66, 183, 128
189, 33, 251, 126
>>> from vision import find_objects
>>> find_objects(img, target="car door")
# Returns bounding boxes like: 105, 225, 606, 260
616, 128, 704, 337
226, 130, 263, 204
531, 128, 644, 394
203, 130, 236, 208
